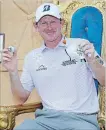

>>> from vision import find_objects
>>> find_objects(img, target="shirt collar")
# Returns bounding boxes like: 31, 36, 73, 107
40, 36, 67, 53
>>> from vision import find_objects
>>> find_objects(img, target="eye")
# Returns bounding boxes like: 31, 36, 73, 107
51, 21, 56, 23
41, 22, 46, 25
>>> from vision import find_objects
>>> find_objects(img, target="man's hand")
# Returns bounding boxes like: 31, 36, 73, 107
81, 40, 105, 86
81, 41, 95, 63
2, 48, 18, 73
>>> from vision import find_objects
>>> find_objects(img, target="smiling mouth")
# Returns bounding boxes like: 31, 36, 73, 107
47, 33, 53, 35
47, 32, 55, 35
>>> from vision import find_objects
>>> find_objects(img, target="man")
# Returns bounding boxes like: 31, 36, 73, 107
2, 3, 105, 130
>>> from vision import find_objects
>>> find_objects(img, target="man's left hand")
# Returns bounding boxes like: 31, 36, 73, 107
82, 41, 95, 62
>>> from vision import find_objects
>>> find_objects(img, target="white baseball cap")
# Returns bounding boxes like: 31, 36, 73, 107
35, 3, 61, 22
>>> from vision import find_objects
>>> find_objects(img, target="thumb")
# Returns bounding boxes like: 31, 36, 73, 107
13, 47, 17, 56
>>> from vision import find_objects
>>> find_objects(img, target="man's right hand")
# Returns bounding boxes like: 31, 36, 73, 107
2, 48, 18, 73
1, 48, 30, 104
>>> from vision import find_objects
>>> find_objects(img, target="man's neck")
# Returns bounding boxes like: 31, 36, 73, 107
44, 34, 62, 49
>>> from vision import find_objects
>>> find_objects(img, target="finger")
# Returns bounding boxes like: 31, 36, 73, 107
2, 57, 12, 62
83, 44, 94, 52
87, 53, 92, 57
3, 47, 17, 56
13, 48, 17, 56
80, 40, 90, 47
2, 51, 13, 58
2, 48, 9, 53
2, 53, 13, 58
81, 42, 92, 48
84, 49, 94, 56
3, 48, 12, 54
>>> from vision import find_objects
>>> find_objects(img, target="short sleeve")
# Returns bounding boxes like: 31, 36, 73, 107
20, 55, 35, 92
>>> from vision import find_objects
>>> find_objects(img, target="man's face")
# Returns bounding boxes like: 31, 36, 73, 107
36, 15, 62, 42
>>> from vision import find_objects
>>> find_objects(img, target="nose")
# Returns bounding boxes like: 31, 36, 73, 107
47, 23, 52, 30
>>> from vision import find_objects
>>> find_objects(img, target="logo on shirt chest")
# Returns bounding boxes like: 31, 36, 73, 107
61, 59, 78, 66
36, 65, 47, 71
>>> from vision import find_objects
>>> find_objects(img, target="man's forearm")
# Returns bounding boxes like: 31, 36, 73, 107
88, 60, 105, 86
9, 71, 28, 104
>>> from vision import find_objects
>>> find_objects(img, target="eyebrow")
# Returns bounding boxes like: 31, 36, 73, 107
36, 18, 62, 25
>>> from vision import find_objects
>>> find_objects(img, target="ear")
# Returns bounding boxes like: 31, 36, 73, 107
33, 22, 38, 32
60, 19, 65, 26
